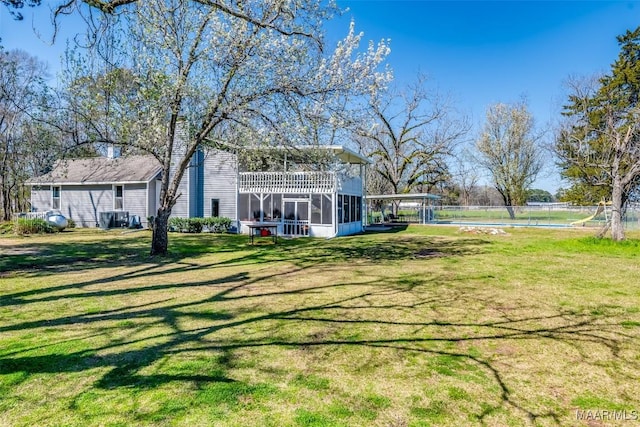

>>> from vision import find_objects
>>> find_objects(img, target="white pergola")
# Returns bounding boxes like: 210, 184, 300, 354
365, 193, 441, 225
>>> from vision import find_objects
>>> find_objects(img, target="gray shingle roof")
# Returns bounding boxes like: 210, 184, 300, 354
26, 155, 162, 185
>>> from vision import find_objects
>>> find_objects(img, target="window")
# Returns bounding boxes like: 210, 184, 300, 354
311, 195, 322, 224
211, 198, 219, 217
338, 195, 343, 224
237, 194, 263, 221
356, 196, 362, 221
321, 195, 332, 225
312, 194, 334, 225
262, 194, 281, 221
52, 186, 60, 210
271, 194, 282, 219
114, 185, 123, 210
239, 194, 250, 220
352, 196, 357, 221
250, 194, 261, 220
344, 195, 350, 223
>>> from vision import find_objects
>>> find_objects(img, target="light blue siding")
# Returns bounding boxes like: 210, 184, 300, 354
61, 184, 112, 227
30, 186, 51, 212
169, 157, 191, 219
202, 149, 237, 219
123, 183, 148, 227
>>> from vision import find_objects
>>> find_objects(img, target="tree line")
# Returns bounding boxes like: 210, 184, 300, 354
2, 0, 640, 246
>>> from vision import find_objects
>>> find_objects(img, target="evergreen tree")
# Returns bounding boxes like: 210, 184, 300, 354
557, 27, 640, 240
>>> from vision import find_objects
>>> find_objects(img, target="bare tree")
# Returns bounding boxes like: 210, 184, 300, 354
356, 74, 469, 212
451, 149, 480, 206
475, 101, 544, 219
0, 48, 51, 220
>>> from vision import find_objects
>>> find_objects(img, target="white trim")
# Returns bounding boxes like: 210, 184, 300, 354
332, 192, 337, 237
145, 182, 149, 221
113, 184, 124, 211
51, 185, 61, 210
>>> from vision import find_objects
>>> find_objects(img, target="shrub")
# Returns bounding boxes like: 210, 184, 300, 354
203, 216, 232, 233
14, 218, 54, 235
168, 217, 208, 233
168, 217, 233, 233
168, 217, 189, 232
187, 218, 204, 233
66, 218, 76, 229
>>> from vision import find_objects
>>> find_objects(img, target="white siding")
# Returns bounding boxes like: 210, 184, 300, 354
309, 224, 333, 238
61, 184, 112, 227
202, 149, 237, 219
30, 186, 51, 212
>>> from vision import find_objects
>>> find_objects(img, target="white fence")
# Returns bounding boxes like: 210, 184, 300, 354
15, 212, 48, 220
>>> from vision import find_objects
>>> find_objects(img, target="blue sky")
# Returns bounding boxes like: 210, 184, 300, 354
329, 1, 640, 191
2, 1, 640, 192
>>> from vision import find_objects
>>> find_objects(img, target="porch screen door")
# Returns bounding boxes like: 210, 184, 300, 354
283, 200, 309, 236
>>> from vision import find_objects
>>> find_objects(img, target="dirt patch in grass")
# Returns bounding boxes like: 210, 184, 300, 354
413, 248, 447, 258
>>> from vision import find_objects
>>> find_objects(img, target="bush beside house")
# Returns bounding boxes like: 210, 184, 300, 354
168, 217, 232, 233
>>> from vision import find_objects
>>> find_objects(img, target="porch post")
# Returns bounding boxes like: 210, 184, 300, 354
361, 163, 367, 228
332, 192, 337, 237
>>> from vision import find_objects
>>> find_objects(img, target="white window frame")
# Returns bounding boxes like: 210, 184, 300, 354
52, 186, 61, 210
113, 184, 124, 210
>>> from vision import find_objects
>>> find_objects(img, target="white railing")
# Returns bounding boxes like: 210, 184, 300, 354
239, 171, 336, 194
282, 219, 310, 236
14, 212, 48, 220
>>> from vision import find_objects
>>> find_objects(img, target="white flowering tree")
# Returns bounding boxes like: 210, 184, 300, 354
43, 0, 391, 255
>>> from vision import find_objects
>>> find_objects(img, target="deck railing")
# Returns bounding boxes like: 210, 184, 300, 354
282, 219, 310, 236
239, 171, 336, 194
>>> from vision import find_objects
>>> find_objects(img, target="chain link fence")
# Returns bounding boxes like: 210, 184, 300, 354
430, 205, 640, 229
368, 204, 640, 229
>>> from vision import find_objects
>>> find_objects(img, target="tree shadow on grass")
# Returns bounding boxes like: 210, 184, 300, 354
3, 230, 636, 424
1, 264, 638, 425
0, 229, 490, 275
0, 231, 490, 311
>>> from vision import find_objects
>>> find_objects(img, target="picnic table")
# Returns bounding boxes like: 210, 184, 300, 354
246, 223, 278, 244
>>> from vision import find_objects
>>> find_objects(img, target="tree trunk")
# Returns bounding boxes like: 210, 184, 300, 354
151, 207, 171, 256
2, 186, 11, 221
498, 189, 516, 220
610, 175, 625, 241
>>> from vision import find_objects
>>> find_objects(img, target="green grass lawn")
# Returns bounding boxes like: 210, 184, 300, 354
1, 226, 639, 426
